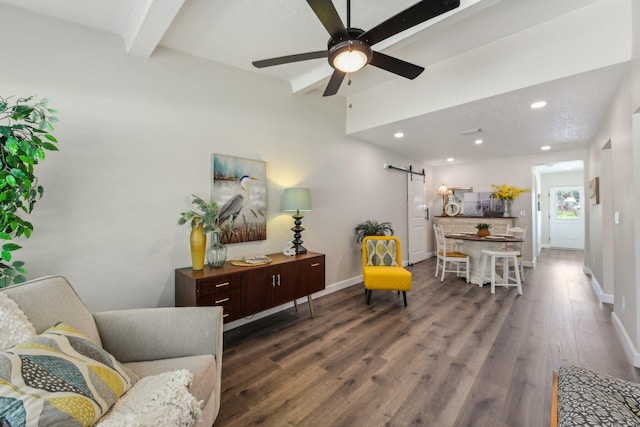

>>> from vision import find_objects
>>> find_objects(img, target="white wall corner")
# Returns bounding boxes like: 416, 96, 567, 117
612, 311, 640, 367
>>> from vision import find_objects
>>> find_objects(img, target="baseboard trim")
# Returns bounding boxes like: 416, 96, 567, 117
223, 275, 362, 331
611, 311, 640, 367
583, 266, 614, 304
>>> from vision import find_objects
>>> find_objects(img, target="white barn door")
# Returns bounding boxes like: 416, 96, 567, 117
407, 174, 427, 264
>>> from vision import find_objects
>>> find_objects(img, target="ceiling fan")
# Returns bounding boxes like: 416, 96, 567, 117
252, 0, 461, 97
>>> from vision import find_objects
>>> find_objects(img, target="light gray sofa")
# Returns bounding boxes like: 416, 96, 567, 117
0, 275, 223, 426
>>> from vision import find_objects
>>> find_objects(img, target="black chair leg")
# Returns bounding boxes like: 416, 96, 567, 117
402, 291, 407, 307
366, 289, 372, 305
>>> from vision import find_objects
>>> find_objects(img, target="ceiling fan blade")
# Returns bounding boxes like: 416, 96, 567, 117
323, 70, 346, 97
359, 0, 460, 46
369, 51, 424, 80
252, 50, 328, 68
306, 0, 348, 38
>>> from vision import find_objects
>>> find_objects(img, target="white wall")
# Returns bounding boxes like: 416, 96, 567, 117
589, 67, 638, 362
0, 5, 415, 311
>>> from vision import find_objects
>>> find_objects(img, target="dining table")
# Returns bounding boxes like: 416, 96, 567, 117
444, 232, 524, 286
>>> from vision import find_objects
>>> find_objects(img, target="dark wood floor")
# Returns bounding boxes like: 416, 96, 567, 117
216, 249, 640, 426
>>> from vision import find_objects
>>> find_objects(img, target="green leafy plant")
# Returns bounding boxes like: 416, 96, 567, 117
0, 96, 59, 287
178, 194, 221, 234
475, 223, 492, 230
354, 219, 394, 244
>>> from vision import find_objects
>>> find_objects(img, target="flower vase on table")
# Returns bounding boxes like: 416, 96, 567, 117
207, 232, 227, 268
491, 184, 530, 218
189, 223, 206, 271
503, 200, 512, 217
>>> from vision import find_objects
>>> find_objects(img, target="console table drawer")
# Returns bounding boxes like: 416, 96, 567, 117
197, 275, 240, 298
197, 287, 241, 321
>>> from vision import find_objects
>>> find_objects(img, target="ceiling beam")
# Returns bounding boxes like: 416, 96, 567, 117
124, 0, 186, 58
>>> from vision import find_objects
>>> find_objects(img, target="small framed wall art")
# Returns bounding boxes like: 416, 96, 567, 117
589, 177, 600, 205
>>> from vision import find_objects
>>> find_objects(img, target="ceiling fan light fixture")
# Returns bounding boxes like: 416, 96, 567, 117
329, 39, 372, 73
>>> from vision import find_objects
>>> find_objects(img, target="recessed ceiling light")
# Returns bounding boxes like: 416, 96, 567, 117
531, 101, 547, 109
475, 139, 483, 145
394, 132, 404, 138
541, 145, 551, 151
447, 157, 454, 162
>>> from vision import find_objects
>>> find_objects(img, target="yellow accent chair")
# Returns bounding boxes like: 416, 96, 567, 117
362, 236, 412, 306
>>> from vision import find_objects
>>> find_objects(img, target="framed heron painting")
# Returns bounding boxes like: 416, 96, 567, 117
212, 154, 267, 244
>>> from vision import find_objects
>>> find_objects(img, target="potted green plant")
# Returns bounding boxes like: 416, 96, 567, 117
476, 223, 492, 237
354, 220, 394, 244
0, 96, 59, 287
178, 195, 225, 269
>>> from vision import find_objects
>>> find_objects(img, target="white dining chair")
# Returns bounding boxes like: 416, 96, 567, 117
433, 225, 470, 283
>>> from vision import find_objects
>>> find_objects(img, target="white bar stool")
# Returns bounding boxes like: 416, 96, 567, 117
480, 249, 522, 295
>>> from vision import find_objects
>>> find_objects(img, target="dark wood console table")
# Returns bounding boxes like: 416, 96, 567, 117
175, 252, 325, 323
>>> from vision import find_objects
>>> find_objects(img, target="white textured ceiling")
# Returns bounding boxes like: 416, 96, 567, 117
0, 0, 625, 169
352, 64, 626, 166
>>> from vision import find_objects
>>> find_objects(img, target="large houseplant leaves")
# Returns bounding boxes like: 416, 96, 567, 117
0, 96, 59, 287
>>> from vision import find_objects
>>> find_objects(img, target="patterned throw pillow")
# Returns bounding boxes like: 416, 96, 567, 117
0, 323, 137, 426
558, 365, 640, 426
366, 239, 398, 266
0, 293, 36, 350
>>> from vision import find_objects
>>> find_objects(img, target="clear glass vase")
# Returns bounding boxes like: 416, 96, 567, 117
207, 232, 227, 268
503, 200, 512, 217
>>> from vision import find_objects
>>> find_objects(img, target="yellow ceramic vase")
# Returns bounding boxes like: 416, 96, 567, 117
190, 224, 206, 270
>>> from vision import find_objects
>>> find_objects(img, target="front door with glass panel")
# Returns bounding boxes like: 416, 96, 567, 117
549, 186, 584, 249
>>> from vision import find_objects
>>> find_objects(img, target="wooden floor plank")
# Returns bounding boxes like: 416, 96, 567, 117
216, 249, 640, 426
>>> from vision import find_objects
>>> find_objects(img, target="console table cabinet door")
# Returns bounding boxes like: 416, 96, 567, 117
241, 266, 277, 315
240, 256, 325, 315
300, 255, 325, 295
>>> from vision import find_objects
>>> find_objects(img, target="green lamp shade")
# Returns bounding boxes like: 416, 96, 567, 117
282, 188, 312, 212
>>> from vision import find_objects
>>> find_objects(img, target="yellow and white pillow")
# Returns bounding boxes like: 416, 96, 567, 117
0, 323, 137, 426
365, 239, 398, 266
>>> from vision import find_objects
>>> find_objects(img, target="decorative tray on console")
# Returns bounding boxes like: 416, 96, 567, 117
230, 256, 272, 267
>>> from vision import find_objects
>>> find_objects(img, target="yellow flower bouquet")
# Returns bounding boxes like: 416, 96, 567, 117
491, 184, 530, 201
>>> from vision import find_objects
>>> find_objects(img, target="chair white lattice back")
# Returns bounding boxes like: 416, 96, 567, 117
433, 225, 469, 283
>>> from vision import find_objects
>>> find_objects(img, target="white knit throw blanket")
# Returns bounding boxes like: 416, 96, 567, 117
97, 369, 203, 427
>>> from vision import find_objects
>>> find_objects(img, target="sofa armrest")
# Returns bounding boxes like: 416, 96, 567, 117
93, 306, 223, 363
